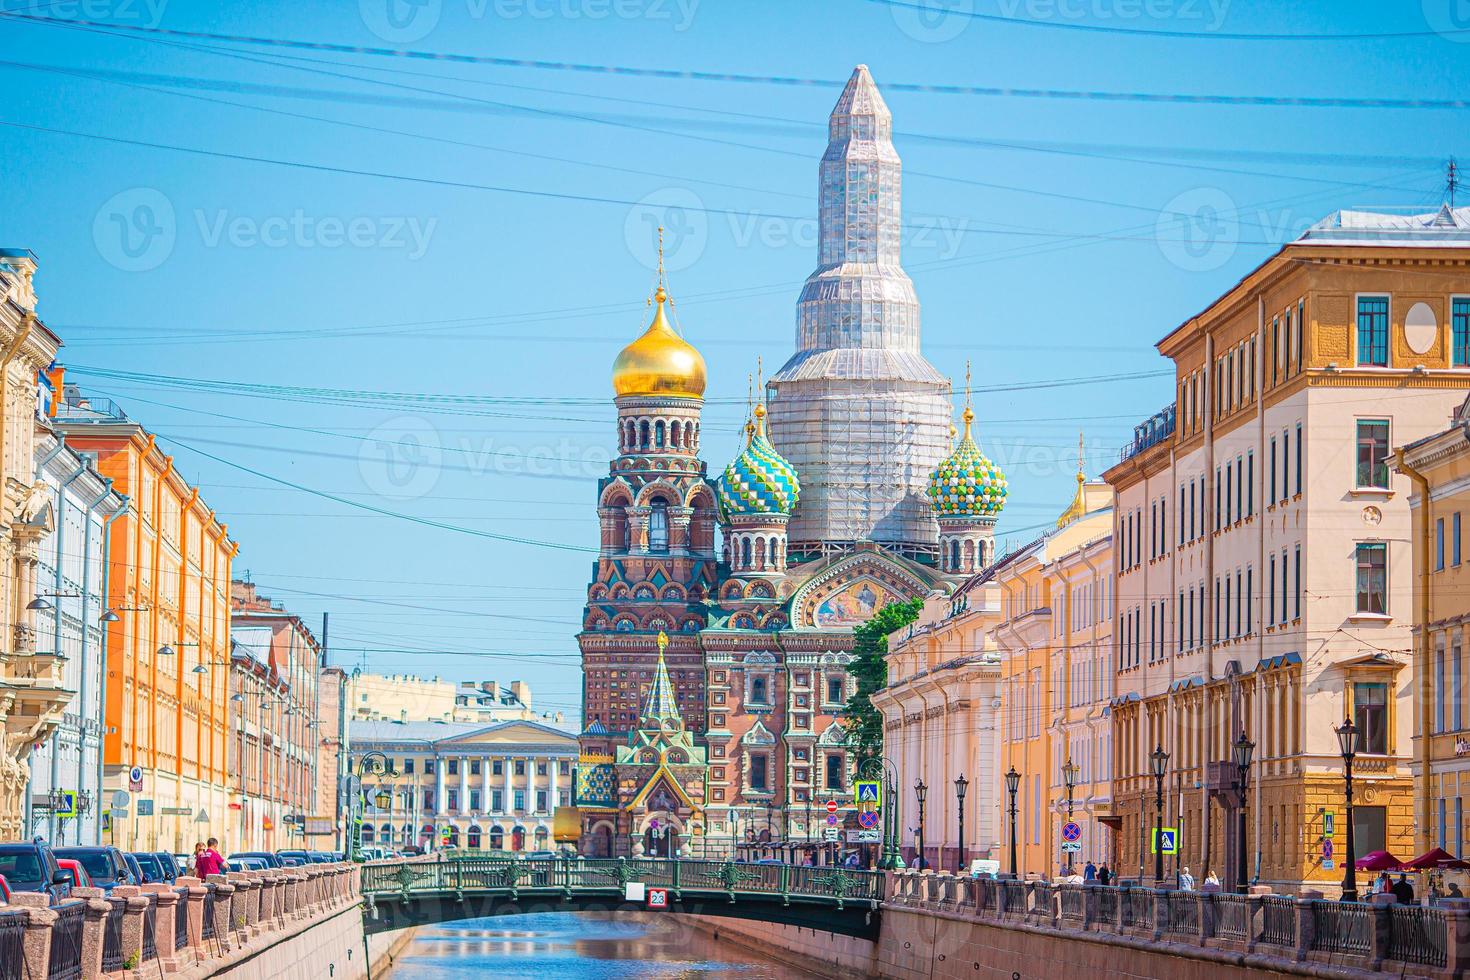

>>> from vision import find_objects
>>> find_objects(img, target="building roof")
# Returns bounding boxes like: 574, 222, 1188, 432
348, 717, 577, 747
1297, 204, 1470, 246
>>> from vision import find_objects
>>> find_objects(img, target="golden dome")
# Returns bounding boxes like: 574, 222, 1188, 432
612, 285, 706, 398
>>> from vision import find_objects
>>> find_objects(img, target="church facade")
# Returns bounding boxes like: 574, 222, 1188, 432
575, 66, 1009, 859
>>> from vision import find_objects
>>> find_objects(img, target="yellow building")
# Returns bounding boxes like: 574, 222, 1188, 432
1399, 396, 1470, 860
993, 475, 1115, 878
1104, 205, 1470, 892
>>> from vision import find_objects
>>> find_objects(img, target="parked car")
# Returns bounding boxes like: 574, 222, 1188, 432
54, 859, 91, 889
172, 854, 191, 873
53, 846, 134, 895
227, 851, 282, 869
226, 856, 269, 872
130, 852, 170, 884
151, 852, 178, 883
0, 873, 11, 904
0, 842, 70, 903
122, 853, 144, 886
306, 851, 335, 864
276, 849, 311, 866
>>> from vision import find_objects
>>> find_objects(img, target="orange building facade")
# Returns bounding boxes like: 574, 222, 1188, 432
54, 381, 236, 851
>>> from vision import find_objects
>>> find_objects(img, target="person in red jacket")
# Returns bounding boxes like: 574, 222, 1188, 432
194, 838, 225, 878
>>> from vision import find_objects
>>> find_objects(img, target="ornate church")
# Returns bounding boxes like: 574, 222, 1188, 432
574, 66, 1008, 858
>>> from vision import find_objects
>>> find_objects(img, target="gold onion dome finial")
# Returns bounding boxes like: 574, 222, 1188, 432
717, 359, 801, 518
611, 226, 707, 398
1057, 432, 1089, 528
928, 361, 1007, 519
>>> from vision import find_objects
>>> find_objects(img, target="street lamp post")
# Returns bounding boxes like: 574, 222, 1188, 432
1063, 758, 1080, 874
1005, 766, 1020, 877
859, 757, 904, 871
1336, 717, 1360, 902
915, 779, 928, 870
954, 774, 969, 874
1232, 731, 1255, 896
1150, 745, 1169, 886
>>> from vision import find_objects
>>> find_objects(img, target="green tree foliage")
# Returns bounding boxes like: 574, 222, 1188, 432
842, 598, 923, 760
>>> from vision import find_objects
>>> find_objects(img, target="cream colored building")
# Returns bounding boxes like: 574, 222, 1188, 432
1105, 204, 1470, 892
0, 249, 67, 839
349, 719, 576, 853
878, 578, 1004, 871
345, 673, 557, 725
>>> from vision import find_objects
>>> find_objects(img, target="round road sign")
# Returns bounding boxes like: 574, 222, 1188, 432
826, 800, 838, 814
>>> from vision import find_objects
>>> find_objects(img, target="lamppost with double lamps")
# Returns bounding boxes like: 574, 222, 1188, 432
1062, 758, 1080, 874
1233, 731, 1256, 895
1336, 717, 1360, 901
914, 779, 928, 870
1150, 745, 1169, 885
954, 774, 969, 873
1005, 766, 1020, 877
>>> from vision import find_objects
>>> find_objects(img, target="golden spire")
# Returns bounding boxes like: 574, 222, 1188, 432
744, 373, 756, 443
611, 226, 706, 398
1057, 430, 1088, 528
753, 355, 767, 436
961, 359, 974, 439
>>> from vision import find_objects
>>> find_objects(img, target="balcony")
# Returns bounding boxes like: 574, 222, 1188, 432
1118, 405, 1176, 463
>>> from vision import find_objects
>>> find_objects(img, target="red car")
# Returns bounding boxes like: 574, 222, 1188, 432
0, 873, 10, 904
54, 859, 90, 890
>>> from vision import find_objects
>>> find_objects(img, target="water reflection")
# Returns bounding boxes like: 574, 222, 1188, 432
386, 911, 815, 978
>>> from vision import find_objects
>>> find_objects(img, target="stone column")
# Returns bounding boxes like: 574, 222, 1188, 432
78, 891, 111, 978
483, 753, 493, 817
147, 884, 183, 971
14, 895, 56, 979
434, 758, 445, 829
459, 757, 470, 816
114, 885, 149, 968
1441, 898, 1470, 976
1292, 892, 1320, 963
177, 876, 206, 950
505, 756, 514, 818
206, 873, 236, 948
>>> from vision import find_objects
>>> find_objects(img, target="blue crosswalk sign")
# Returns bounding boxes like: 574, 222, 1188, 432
1152, 827, 1179, 855
856, 780, 882, 804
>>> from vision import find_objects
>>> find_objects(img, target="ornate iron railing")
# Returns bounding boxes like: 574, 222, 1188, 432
141, 894, 158, 962
101, 898, 126, 971
1310, 901, 1371, 955
1059, 886, 1084, 922
1387, 904, 1448, 968
174, 888, 191, 951
1210, 893, 1252, 941
1096, 885, 1117, 926
1258, 896, 1295, 948
0, 910, 26, 980
201, 884, 217, 941
46, 900, 85, 980
1166, 891, 1197, 938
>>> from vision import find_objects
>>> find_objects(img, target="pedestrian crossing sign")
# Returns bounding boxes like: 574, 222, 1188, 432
1152, 827, 1179, 855
856, 780, 882, 805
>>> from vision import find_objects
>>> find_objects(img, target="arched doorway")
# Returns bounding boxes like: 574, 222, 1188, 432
419, 823, 434, 850
445, 826, 460, 848
511, 826, 526, 851
489, 826, 504, 851
467, 825, 482, 850
587, 822, 613, 857
641, 814, 682, 858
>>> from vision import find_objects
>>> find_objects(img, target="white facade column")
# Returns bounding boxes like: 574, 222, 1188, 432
504, 756, 514, 813
434, 757, 445, 821
459, 756, 469, 816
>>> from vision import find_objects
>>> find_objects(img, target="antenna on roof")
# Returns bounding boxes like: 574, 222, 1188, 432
1450, 157, 1460, 209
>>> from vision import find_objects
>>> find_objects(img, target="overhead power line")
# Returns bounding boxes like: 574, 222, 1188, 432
5, 11, 1469, 105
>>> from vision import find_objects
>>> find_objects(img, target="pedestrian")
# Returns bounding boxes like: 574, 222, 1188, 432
195, 838, 225, 879
1375, 871, 1392, 896
1179, 866, 1195, 891
1449, 882, 1464, 898
1097, 863, 1112, 886
1084, 860, 1097, 882
189, 842, 205, 875
845, 851, 859, 868
1205, 870, 1221, 888
1392, 873, 1416, 905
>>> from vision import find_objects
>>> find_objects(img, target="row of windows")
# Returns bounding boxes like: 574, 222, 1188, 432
383, 758, 569, 778
1435, 512, 1464, 571
366, 787, 552, 813
1356, 295, 1470, 367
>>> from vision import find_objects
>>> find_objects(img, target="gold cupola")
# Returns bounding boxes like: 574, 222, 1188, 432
611, 228, 706, 398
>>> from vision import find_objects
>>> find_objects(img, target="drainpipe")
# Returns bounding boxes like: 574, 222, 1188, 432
1396, 444, 1434, 856
24, 431, 67, 840
45, 450, 86, 844
97, 493, 128, 843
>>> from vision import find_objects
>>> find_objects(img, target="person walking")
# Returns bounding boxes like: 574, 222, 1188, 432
1392, 873, 1416, 905
195, 838, 225, 879
1205, 870, 1221, 889
1084, 861, 1097, 882
189, 842, 206, 876
1097, 863, 1112, 885
1179, 866, 1195, 891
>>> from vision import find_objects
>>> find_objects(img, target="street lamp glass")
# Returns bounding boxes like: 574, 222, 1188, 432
26, 597, 50, 611
156, 645, 174, 657
99, 609, 120, 623
954, 774, 968, 801
915, 779, 927, 804
1232, 731, 1255, 772
1004, 767, 1020, 795
1335, 717, 1359, 761
1150, 745, 1169, 779
191, 665, 206, 674
1063, 759, 1079, 789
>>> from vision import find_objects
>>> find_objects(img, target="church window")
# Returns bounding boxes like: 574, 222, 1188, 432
751, 676, 769, 705
639, 420, 650, 448
649, 500, 669, 552
655, 420, 666, 447
741, 537, 752, 567
750, 754, 769, 791
827, 676, 845, 704
825, 753, 844, 790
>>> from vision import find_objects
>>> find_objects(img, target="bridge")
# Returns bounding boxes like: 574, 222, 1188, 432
360, 856, 885, 939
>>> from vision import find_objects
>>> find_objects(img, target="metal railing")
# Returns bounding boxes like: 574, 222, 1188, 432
46, 901, 85, 980
101, 898, 126, 972
141, 895, 158, 962
1310, 900, 1371, 956
1259, 895, 1295, 947
1166, 891, 1198, 938
174, 888, 190, 951
1210, 893, 1252, 941
1060, 885, 1084, 922
201, 884, 217, 941
1388, 904, 1448, 968
1096, 885, 1117, 926
0, 910, 26, 980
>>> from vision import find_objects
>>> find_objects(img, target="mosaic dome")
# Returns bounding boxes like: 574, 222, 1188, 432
716, 405, 801, 517
928, 407, 1007, 518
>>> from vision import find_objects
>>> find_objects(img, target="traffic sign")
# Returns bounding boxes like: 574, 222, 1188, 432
136, 799, 154, 817
1062, 842, 1082, 853
128, 767, 143, 792
823, 827, 841, 842
856, 780, 882, 805
111, 790, 130, 809
827, 814, 838, 826
857, 809, 880, 830
1061, 821, 1082, 843
1322, 839, 1334, 862
825, 800, 838, 815
1152, 827, 1179, 855
1323, 811, 1335, 837
647, 887, 669, 910
54, 791, 76, 819
847, 829, 881, 843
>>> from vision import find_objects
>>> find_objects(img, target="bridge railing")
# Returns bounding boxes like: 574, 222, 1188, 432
888, 872, 1469, 978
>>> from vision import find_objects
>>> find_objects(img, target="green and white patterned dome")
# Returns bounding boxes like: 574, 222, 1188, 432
928, 406, 1007, 518
716, 405, 801, 518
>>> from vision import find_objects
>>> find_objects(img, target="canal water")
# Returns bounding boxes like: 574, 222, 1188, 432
383, 911, 818, 978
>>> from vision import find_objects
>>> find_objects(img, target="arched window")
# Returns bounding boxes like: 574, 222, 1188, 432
754, 536, 766, 569
446, 825, 460, 848
467, 825, 482, 849
489, 826, 505, 851
649, 500, 669, 552
655, 420, 666, 448
624, 419, 636, 451
534, 826, 550, 849
741, 537, 752, 568
381, 823, 394, 846
670, 422, 681, 448
639, 420, 651, 448
361, 825, 376, 844
512, 826, 527, 851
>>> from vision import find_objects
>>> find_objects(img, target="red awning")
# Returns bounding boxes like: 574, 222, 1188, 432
1355, 850, 1405, 871
1401, 847, 1470, 870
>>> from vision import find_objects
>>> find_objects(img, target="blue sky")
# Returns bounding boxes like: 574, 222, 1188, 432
2, 0, 1466, 721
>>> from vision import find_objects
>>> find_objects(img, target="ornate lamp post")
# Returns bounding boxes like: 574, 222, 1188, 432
859, 756, 904, 870
1232, 731, 1255, 895
954, 774, 969, 873
1005, 766, 1021, 877
914, 779, 928, 870
1062, 758, 1080, 874
1336, 717, 1359, 902
1150, 745, 1169, 886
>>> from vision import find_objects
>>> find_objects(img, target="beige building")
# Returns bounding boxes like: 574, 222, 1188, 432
0, 249, 67, 838
1399, 394, 1470, 859
349, 719, 576, 853
1105, 204, 1470, 892
344, 673, 558, 725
